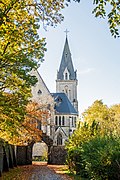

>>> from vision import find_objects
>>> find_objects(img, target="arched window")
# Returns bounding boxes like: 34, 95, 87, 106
62, 116, 65, 126
55, 116, 58, 125
57, 133, 62, 145
65, 85, 68, 95
59, 116, 61, 126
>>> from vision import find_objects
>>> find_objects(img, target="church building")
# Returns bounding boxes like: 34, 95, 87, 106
52, 35, 78, 146
31, 35, 79, 148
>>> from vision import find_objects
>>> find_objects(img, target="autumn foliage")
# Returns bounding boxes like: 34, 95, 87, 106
0, 95, 50, 145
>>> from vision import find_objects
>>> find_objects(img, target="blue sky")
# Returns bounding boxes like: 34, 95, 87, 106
38, 1, 120, 114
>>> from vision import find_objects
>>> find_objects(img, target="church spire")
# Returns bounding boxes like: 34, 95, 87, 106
57, 36, 76, 80
56, 35, 78, 113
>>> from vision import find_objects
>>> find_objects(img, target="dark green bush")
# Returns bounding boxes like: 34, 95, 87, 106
67, 135, 120, 180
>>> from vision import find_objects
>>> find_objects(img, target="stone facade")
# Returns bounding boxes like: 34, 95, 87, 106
56, 37, 78, 112
30, 36, 78, 164
56, 79, 78, 111
53, 36, 78, 147
30, 70, 55, 140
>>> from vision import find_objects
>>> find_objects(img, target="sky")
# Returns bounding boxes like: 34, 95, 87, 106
38, 1, 120, 114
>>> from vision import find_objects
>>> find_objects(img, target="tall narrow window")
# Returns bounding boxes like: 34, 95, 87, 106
59, 116, 61, 126
65, 85, 68, 95
65, 73, 68, 80
69, 90, 71, 100
57, 133, 62, 145
37, 121, 41, 130
62, 116, 65, 126
55, 116, 58, 125
74, 117, 76, 127
72, 117, 74, 127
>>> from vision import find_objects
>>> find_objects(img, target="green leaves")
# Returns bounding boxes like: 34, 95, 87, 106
0, 0, 67, 144
92, 0, 120, 38
66, 101, 120, 178
0, 0, 47, 143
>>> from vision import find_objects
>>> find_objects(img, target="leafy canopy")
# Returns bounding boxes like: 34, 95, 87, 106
66, 101, 120, 178
0, 0, 65, 143
66, 100, 120, 152
0, 0, 119, 143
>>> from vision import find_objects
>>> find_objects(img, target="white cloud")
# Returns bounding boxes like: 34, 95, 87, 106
77, 68, 95, 75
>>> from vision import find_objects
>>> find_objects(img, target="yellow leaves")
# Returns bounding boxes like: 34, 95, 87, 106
0, 100, 51, 145
0, 0, 64, 146
82, 100, 120, 137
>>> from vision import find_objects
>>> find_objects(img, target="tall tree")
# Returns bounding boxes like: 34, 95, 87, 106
0, 0, 65, 142
66, 101, 120, 177
82, 100, 120, 135
0, 0, 119, 143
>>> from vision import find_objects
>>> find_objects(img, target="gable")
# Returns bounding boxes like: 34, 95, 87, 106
31, 69, 54, 105
54, 126, 67, 138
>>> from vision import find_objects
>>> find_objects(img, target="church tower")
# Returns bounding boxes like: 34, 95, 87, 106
56, 35, 78, 112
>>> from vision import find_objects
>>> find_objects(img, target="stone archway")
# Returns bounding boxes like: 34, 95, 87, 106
16, 132, 53, 165
32, 142, 48, 162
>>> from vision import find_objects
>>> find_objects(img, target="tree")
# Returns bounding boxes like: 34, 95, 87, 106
66, 101, 120, 177
82, 100, 120, 135
0, 0, 119, 143
92, 0, 120, 38
0, 100, 52, 145
0, 0, 65, 142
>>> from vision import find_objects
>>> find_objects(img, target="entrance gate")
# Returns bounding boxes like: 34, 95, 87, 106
17, 132, 53, 165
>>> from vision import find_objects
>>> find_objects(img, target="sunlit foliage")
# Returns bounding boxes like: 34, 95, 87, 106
66, 100, 120, 179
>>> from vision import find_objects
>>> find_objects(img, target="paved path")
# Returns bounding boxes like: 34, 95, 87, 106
28, 162, 72, 180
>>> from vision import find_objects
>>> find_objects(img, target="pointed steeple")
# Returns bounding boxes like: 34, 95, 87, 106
57, 37, 76, 80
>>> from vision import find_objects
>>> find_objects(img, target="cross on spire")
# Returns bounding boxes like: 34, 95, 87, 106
64, 29, 69, 37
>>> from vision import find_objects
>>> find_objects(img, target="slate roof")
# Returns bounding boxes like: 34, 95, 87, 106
57, 37, 77, 80
51, 93, 78, 115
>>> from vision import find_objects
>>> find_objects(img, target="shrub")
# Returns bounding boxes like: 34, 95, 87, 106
81, 136, 120, 179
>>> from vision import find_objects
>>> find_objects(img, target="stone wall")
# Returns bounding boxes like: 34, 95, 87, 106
16, 144, 33, 165
0, 140, 17, 177
49, 146, 67, 165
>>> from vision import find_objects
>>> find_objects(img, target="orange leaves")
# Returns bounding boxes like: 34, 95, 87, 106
0, 90, 50, 145
26, 101, 50, 121
16, 101, 51, 145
